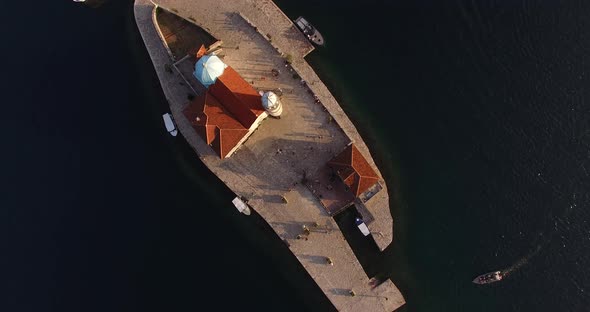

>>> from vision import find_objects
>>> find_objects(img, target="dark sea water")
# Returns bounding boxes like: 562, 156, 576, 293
5, 0, 589, 311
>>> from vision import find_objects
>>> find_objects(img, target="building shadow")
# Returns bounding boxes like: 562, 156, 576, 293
220, 136, 338, 193
299, 254, 329, 265
269, 220, 310, 239
328, 288, 352, 296
262, 194, 286, 204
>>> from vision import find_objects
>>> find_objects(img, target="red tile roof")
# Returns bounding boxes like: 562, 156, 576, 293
183, 92, 248, 158
195, 44, 207, 59
328, 144, 379, 197
209, 66, 265, 129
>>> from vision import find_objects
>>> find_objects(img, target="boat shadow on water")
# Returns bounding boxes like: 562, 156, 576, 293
73, 0, 108, 9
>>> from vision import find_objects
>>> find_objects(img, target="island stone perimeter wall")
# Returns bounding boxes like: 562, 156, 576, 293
135, 0, 405, 311
154, 0, 394, 257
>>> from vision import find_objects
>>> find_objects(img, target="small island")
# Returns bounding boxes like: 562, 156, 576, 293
134, 0, 405, 310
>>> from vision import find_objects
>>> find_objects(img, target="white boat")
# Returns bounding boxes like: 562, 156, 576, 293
162, 113, 178, 136
355, 217, 370, 236
232, 197, 251, 215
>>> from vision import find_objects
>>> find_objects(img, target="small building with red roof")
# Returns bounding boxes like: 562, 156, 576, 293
327, 143, 380, 198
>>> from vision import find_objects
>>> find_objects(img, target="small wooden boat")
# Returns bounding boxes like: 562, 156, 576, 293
473, 271, 503, 284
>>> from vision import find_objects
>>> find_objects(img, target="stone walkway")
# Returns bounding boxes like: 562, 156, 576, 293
135, 1, 405, 311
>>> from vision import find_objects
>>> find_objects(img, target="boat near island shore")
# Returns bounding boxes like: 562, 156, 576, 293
294, 16, 324, 46
232, 197, 252, 215
162, 113, 178, 136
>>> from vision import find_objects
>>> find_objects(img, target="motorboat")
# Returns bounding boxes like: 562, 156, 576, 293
232, 197, 251, 215
355, 217, 370, 236
473, 271, 503, 284
294, 17, 324, 46
162, 113, 178, 136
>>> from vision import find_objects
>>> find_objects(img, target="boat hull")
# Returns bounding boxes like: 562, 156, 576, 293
473, 271, 503, 284
294, 16, 324, 46
162, 113, 178, 136
232, 197, 251, 215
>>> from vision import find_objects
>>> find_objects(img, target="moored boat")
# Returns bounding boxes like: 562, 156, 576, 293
294, 16, 324, 46
473, 271, 503, 284
162, 113, 178, 136
232, 197, 251, 215
355, 217, 370, 236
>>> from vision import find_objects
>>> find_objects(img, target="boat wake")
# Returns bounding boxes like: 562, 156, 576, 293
500, 243, 542, 277
499, 193, 579, 278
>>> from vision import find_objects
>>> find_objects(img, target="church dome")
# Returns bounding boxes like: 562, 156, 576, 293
193, 55, 226, 88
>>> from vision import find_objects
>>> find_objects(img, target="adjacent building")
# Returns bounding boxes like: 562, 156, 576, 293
328, 143, 380, 198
